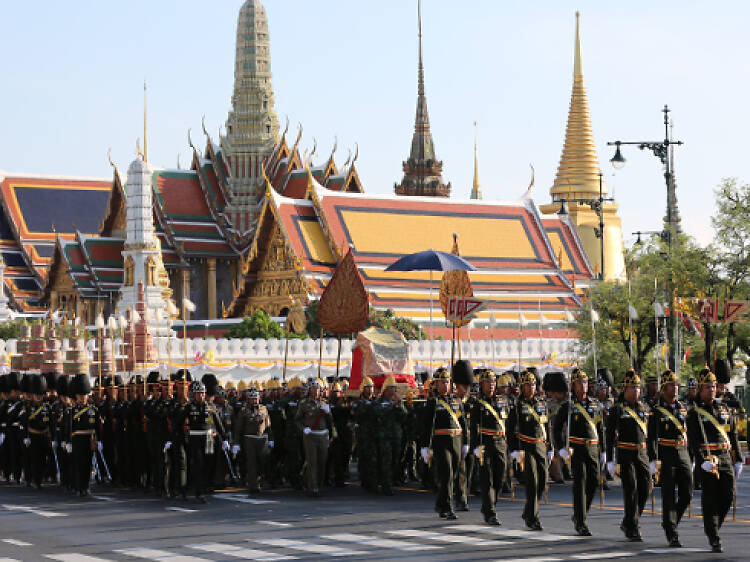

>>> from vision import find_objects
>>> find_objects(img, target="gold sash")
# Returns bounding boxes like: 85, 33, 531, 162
522, 403, 547, 441
438, 398, 461, 429
655, 406, 687, 438
478, 399, 505, 434
573, 402, 598, 437
73, 406, 92, 421
28, 405, 45, 421
694, 406, 730, 446
623, 405, 647, 436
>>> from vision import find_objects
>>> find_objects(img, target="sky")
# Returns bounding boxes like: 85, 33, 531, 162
1, 0, 748, 248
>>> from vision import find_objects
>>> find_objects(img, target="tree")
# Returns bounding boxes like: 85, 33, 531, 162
222, 310, 302, 340
0, 321, 21, 340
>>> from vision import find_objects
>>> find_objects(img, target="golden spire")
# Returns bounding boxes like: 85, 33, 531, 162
550, 12, 606, 198
471, 121, 482, 199
143, 81, 148, 163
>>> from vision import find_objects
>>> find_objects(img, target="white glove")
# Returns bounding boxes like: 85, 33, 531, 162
51, 440, 58, 449
606, 461, 616, 475
510, 450, 521, 462
222, 440, 230, 451
163, 441, 172, 453
321, 403, 330, 414
303, 427, 312, 435
558, 448, 570, 461
649, 461, 658, 475
547, 450, 554, 463
734, 462, 743, 478
0, 433, 5, 446
65, 443, 72, 454
701, 460, 715, 473
23, 437, 30, 447
462, 444, 470, 459
268, 441, 274, 449
97, 441, 103, 452
421, 447, 430, 463
600, 453, 606, 465
231, 444, 240, 456
473, 447, 481, 458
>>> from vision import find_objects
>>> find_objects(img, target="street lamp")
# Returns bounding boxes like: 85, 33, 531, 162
556, 172, 613, 280
608, 104, 684, 372
632, 230, 662, 245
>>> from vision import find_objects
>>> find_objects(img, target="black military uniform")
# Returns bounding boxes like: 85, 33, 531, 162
0, 374, 9, 482
166, 371, 191, 498
280, 380, 305, 490
54, 376, 72, 489
4, 373, 25, 484
328, 383, 352, 487
647, 370, 693, 547
265, 381, 287, 487
23, 375, 54, 489
452, 360, 475, 511
508, 370, 551, 531
420, 368, 467, 520
606, 370, 651, 541
686, 369, 742, 553
144, 372, 170, 496
553, 370, 604, 536
68, 374, 101, 496
128, 376, 149, 489
470, 369, 509, 526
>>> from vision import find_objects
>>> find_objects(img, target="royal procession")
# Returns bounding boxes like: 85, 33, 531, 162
0, 1, 749, 561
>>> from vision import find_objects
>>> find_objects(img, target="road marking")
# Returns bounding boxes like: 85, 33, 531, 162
166, 507, 198, 513
115, 548, 210, 561
254, 538, 367, 556
447, 524, 579, 542
188, 543, 296, 561
261, 521, 291, 527
495, 558, 562, 562
0, 558, 21, 562
1, 539, 32, 546
321, 533, 440, 551
643, 548, 704, 554
92, 496, 116, 502
388, 529, 509, 546
44, 552, 110, 562
212, 493, 278, 505
3, 505, 66, 518
572, 554, 634, 560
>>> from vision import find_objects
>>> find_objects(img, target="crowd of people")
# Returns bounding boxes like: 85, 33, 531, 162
0, 359, 745, 554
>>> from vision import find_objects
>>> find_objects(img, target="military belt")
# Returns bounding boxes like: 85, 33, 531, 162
434, 428, 461, 436
307, 429, 329, 436
658, 437, 686, 448
72, 430, 95, 436
479, 428, 505, 437
569, 436, 598, 446
617, 441, 646, 450
189, 430, 215, 436
244, 434, 267, 439
706, 442, 730, 450
28, 428, 49, 435
519, 433, 545, 444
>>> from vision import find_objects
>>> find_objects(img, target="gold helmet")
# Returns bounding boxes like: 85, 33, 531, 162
238, 380, 247, 391
433, 367, 451, 381
496, 374, 510, 387
570, 368, 588, 383
330, 381, 342, 392
697, 367, 716, 387
519, 370, 537, 385
360, 376, 374, 390
622, 369, 641, 388
645, 373, 659, 385
660, 369, 679, 387
383, 375, 398, 387
477, 368, 495, 382
225, 381, 236, 390
288, 377, 303, 389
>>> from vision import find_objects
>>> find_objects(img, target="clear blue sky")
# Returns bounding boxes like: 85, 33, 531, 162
1, 0, 747, 247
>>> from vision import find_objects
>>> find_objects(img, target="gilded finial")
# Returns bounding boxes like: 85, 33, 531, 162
143, 81, 148, 163
329, 136, 338, 163
574, 12, 583, 78
201, 115, 209, 138
282, 116, 290, 139
352, 142, 359, 165
107, 148, 116, 170
136, 138, 144, 159
471, 121, 482, 199
524, 164, 535, 197
187, 128, 195, 151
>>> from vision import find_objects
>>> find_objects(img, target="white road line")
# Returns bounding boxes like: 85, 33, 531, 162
572, 554, 634, 560
254, 538, 367, 556
447, 524, 579, 542
3, 504, 67, 518
261, 521, 291, 527
495, 558, 563, 562
115, 548, 210, 561
0, 558, 21, 562
643, 548, 704, 554
1, 539, 31, 546
44, 552, 110, 562
388, 529, 509, 546
321, 533, 440, 551
92, 496, 116, 502
165, 507, 198, 513
188, 543, 296, 561
212, 493, 278, 505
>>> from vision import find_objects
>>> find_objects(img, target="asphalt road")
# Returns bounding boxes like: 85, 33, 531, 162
0, 472, 748, 562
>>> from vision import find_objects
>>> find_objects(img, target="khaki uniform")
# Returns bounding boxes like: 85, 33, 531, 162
296, 398, 335, 494
235, 404, 273, 492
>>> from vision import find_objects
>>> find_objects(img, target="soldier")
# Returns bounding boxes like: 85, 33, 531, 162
174, 380, 228, 503
68, 374, 101, 497
686, 368, 742, 553
234, 388, 272, 494
23, 374, 54, 489
281, 377, 305, 490
0, 374, 8, 482
328, 381, 352, 487
265, 379, 286, 488
145, 372, 170, 496
352, 376, 377, 492
684, 377, 698, 406
508, 370, 552, 531
113, 378, 131, 486
648, 369, 693, 548
296, 378, 335, 497
374, 375, 406, 495
452, 360, 475, 511
165, 370, 191, 499
470, 368, 509, 526
420, 367, 467, 520
54, 375, 72, 490
606, 369, 651, 542
4, 373, 24, 484
644, 374, 660, 408
401, 390, 420, 483
544, 371, 570, 484
554, 369, 604, 536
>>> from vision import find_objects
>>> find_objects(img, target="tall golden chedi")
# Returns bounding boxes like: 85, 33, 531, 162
539, 13, 625, 281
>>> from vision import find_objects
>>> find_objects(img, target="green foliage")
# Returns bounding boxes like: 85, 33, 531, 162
303, 299, 426, 340
0, 320, 21, 340
222, 310, 303, 340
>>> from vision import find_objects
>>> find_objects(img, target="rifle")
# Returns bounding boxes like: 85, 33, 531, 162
223, 447, 238, 483
651, 404, 659, 516
599, 400, 606, 507
52, 443, 61, 484
97, 449, 112, 482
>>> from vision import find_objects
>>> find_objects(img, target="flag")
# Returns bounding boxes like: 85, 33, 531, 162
518, 312, 528, 327
591, 309, 600, 323
565, 309, 575, 323
628, 304, 639, 321
653, 302, 665, 317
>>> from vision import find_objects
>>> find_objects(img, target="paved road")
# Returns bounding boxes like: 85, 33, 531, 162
0, 473, 747, 561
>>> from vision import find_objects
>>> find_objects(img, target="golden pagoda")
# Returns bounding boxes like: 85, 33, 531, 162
539, 12, 625, 281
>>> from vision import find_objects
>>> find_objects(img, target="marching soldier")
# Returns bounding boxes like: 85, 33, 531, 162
452, 360, 475, 511
470, 368, 509, 526
647, 369, 692, 548
352, 376, 377, 492
23, 374, 54, 489
374, 375, 406, 495
606, 369, 651, 542
281, 377, 305, 490
328, 381, 352, 487
166, 371, 191, 499
508, 370, 552, 531
644, 374, 660, 408
0, 374, 8, 482
234, 387, 272, 494
265, 379, 286, 487
68, 374, 101, 497
686, 368, 742, 553
554, 369, 604, 536
145, 373, 171, 496
296, 378, 335, 497
420, 367, 468, 520
4, 372, 24, 484
54, 376, 72, 490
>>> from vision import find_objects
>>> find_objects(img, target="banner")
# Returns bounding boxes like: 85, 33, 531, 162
724, 300, 750, 323
698, 298, 719, 325
446, 297, 489, 325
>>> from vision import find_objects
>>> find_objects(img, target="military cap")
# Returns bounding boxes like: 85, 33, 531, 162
622, 369, 641, 387
225, 380, 236, 390
31, 374, 48, 395
190, 381, 206, 393
112, 374, 124, 388
360, 376, 374, 388
433, 367, 451, 381
175, 369, 192, 382
519, 370, 537, 385
526, 366, 542, 386
73, 373, 92, 395
645, 373, 659, 384
308, 377, 324, 388
570, 369, 588, 383
248, 388, 259, 398
288, 377, 303, 389
697, 367, 716, 387
383, 375, 398, 387
146, 371, 161, 385
7, 372, 21, 391
544, 370, 569, 392
21, 374, 32, 394
476, 368, 495, 382
201, 373, 219, 396
214, 386, 225, 397
43, 372, 59, 391
714, 359, 731, 384
0, 374, 7, 393
660, 369, 679, 387
238, 380, 248, 391
596, 378, 609, 390
687, 376, 698, 389
56, 375, 70, 398
130, 374, 144, 386
496, 373, 511, 387
452, 360, 474, 386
